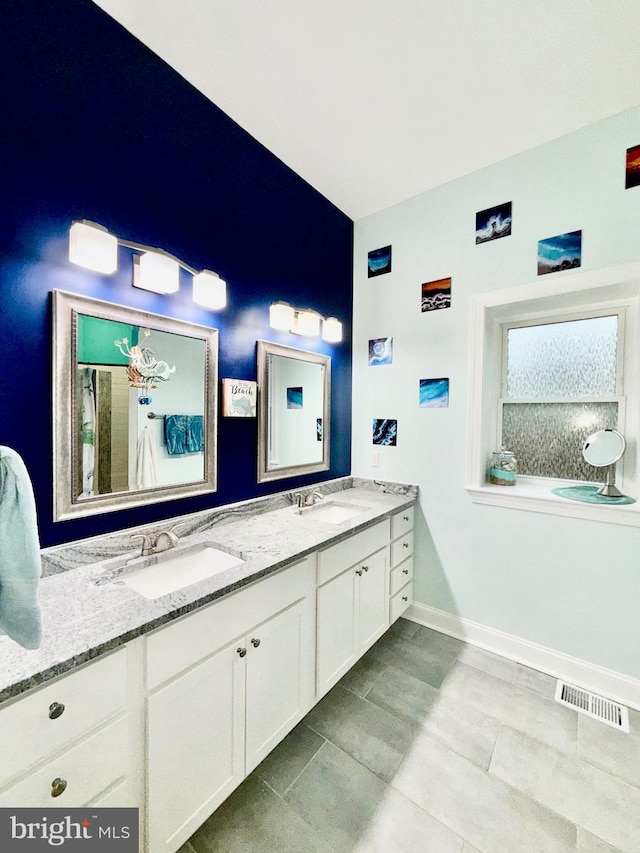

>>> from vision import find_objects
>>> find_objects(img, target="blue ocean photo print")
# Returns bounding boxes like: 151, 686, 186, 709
537, 230, 582, 276
368, 336, 393, 365
420, 377, 449, 408
368, 245, 392, 277
421, 277, 451, 312
475, 201, 512, 244
286, 386, 303, 409
372, 418, 397, 446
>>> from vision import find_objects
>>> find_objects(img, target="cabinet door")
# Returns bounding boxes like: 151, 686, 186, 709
316, 568, 358, 698
245, 598, 313, 774
146, 643, 244, 853
357, 547, 388, 652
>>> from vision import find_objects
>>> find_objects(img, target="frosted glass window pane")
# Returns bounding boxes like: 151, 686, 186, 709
506, 316, 617, 398
502, 402, 618, 480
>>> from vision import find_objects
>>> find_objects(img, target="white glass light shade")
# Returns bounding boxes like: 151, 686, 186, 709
193, 270, 226, 309
296, 309, 321, 336
322, 317, 343, 343
134, 251, 180, 294
269, 302, 295, 330
69, 220, 118, 274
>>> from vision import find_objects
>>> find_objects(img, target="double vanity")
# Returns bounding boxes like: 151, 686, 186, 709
0, 479, 416, 853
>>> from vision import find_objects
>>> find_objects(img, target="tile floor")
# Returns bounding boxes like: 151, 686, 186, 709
179, 618, 640, 853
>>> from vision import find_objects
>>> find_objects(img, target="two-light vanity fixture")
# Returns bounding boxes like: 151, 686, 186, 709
68, 220, 227, 310
269, 301, 342, 343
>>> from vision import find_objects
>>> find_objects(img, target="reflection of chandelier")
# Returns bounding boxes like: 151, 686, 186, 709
114, 330, 176, 405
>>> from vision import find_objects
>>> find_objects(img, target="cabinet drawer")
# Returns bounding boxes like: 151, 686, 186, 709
317, 520, 389, 585
390, 557, 413, 597
391, 506, 414, 540
390, 582, 413, 624
0, 648, 128, 787
0, 715, 129, 808
146, 556, 314, 689
390, 530, 414, 567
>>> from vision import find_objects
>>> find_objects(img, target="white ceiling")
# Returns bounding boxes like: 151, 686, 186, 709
94, 1, 640, 220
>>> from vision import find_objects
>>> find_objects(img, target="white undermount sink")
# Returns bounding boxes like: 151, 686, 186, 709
298, 500, 370, 524
119, 543, 244, 599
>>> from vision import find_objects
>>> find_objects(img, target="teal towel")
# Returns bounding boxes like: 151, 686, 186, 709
0, 446, 42, 649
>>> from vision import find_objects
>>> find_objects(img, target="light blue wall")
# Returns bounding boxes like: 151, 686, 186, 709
353, 105, 640, 678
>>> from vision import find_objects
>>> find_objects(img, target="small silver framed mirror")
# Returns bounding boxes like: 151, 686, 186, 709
582, 428, 626, 497
256, 340, 330, 483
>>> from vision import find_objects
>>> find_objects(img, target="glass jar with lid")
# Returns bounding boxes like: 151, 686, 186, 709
489, 447, 517, 486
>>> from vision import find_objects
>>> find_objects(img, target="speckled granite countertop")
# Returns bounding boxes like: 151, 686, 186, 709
0, 478, 416, 704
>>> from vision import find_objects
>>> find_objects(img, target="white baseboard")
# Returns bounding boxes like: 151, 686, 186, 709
406, 602, 640, 712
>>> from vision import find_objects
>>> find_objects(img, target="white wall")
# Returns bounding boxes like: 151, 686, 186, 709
353, 105, 640, 679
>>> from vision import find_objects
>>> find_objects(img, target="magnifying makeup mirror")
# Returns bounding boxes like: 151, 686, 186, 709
582, 429, 626, 497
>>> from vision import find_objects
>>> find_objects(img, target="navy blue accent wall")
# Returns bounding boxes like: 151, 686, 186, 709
0, 1, 353, 547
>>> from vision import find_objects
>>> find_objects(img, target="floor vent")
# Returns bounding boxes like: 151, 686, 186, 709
554, 681, 629, 732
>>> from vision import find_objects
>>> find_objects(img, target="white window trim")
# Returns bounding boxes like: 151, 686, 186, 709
466, 261, 640, 527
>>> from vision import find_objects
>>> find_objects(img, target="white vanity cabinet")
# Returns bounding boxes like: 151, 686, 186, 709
144, 556, 315, 853
389, 507, 415, 622
316, 520, 390, 697
0, 647, 135, 809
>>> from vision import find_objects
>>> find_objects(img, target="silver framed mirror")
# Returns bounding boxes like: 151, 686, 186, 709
53, 290, 219, 520
257, 340, 330, 483
582, 428, 626, 497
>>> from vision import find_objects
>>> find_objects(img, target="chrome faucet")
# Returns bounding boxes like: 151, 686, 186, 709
131, 527, 181, 557
294, 489, 325, 512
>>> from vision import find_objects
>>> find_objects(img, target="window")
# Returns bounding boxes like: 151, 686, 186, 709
466, 262, 640, 525
500, 313, 623, 482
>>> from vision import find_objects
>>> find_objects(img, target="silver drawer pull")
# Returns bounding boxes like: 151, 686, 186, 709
402, 596, 408, 602
51, 777, 67, 798
402, 568, 409, 575
362, 565, 369, 573
403, 515, 409, 521
48, 702, 65, 720
251, 637, 261, 648
402, 542, 409, 549
355, 569, 363, 576
237, 647, 247, 658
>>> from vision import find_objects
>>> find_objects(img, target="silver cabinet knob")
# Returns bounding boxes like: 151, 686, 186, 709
48, 702, 65, 720
251, 638, 261, 648
402, 542, 409, 549
403, 515, 409, 521
362, 565, 369, 573
402, 596, 408, 602
355, 569, 363, 576
51, 777, 67, 798
237, 647, 247, 658
402, 568, 409, 575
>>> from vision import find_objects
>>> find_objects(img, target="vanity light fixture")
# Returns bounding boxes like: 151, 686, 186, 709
293, 309, 321, 337
193, 270, 227, 310
268, 301, 343, 343
269, 301, 295, 330
68, 220, 227, 308
69, 221, 118, 274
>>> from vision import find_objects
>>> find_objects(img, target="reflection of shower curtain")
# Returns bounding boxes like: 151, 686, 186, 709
80, 368, 96, 497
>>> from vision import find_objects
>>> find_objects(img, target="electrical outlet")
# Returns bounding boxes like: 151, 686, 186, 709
371, 451, 379, 467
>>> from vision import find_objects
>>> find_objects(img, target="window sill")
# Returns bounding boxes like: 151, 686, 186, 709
466, 478, 640, 527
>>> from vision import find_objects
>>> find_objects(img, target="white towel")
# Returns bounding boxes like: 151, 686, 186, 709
0, 446, 42, 649
136, 427, 159, 489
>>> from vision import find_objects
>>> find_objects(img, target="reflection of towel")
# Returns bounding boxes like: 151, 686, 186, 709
136, 428, 159, 488
0, 446, 42, 649
164, 415, 204, 455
